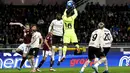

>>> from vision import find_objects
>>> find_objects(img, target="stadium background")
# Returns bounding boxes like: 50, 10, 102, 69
0, 0, 130, 69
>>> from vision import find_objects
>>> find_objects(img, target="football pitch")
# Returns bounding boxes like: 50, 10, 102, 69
0, 67, 130, 73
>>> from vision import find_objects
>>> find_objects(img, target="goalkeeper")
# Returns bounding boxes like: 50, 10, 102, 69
59, 0, 80, 64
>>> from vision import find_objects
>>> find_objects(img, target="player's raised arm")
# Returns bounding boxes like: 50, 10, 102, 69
109, 31, 113, 43
9, 22, 23, 26
67, 0, 78, 19
48, 21, 54, 33
9, 22, 26, 28
72, 8, 78, 19
62, 0, 75, 18
62, 9, 68, 18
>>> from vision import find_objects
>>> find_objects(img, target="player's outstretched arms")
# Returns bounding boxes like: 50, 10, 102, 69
62, 9, 68, 19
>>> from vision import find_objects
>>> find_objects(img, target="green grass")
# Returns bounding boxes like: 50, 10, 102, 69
0, 67, 130, 73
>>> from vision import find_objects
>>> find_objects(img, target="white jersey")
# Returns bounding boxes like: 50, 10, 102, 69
17, 43, 29, 54
89, 29, 103, 48
101, 28, 113, 47
30, 31, 42, 48
48, 19, 63, 36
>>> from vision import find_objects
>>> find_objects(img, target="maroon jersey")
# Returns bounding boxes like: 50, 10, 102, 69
23, 29, 32, 44
43, 35, 52, 51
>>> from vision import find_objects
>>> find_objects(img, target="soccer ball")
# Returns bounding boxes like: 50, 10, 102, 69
67, 0, 73, 7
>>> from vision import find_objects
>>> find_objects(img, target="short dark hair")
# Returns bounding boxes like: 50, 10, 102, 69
31, 24, 37, 28
56, 13, 62, 20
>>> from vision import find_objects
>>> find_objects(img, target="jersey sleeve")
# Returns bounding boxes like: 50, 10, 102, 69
38, 32, 42, 39
34, 32, 42, 39
109, 31, 113, 43
72, 9, 78, 19
48, 20, 54, 32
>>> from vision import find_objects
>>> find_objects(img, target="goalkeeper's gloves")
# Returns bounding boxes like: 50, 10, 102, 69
66, 0, 74, 9
73, 3, 76, 8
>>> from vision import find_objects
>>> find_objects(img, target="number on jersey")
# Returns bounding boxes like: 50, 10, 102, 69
65, 23, 72, 29
92, 34, 97, 41
104, 33, 110, 41
92, 32, 111, 42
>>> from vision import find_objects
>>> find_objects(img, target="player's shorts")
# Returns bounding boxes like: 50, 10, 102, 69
17, 43, 29, 54
43, 50, 52, 57
63, 32, 78, 43
28, 48, 39, 57
88, 46, 105, 61
52, 35, 63, 45
17, 50, 23, 55
103, 47, 110, 56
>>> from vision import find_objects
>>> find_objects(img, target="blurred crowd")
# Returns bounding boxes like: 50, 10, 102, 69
0, 2, 130, 44
76, 2, 130, 43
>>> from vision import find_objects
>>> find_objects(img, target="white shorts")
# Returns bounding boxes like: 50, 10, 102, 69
43, 50, 55, 58
17, 43, 29, 54
43, 50, 52, 57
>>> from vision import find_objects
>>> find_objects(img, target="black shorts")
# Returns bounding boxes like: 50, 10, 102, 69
52, 35, 63, 45
28, 48, 39, 57
103, 47, 110, 56
17, 50, 23, 56
88, 46, 105, 61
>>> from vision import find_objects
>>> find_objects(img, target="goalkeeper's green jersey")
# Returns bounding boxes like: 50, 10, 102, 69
62, 9, 78, 33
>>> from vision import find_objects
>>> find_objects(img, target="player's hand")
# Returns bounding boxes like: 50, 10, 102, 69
49, 47, 52, 50
19, 24, 24, 27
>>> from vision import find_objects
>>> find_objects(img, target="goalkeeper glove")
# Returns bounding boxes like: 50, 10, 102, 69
66, 0, 74, 9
